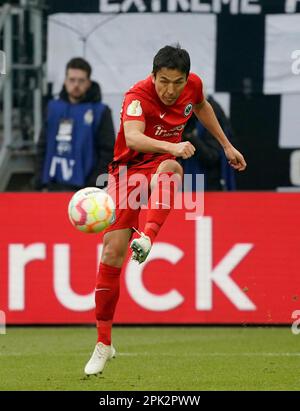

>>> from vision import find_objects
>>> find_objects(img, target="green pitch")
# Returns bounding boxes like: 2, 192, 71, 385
0, 326, 299, 391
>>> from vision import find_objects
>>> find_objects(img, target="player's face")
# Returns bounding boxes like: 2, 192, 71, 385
152, 68, 188, 106
64, 69, 91, 102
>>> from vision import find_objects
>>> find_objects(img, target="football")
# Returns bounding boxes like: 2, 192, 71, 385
68, 187, 115, 233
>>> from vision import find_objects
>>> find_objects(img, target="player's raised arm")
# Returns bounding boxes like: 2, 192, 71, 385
193, 99, 247, 171
124, 120, 195, 159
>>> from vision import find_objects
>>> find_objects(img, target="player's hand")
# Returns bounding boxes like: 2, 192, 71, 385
224, 144, 247, 171
171, 142, 196, 159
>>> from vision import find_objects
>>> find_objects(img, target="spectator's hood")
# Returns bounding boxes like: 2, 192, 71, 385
59, 80, 102, 103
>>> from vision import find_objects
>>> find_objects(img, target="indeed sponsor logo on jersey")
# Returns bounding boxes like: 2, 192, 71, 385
154, 124, 185, 137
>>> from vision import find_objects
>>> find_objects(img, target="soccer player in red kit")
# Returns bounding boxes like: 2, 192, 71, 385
84, 45, 247, 375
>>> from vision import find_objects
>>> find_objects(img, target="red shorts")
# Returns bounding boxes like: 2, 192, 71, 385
103, 162, 161, 235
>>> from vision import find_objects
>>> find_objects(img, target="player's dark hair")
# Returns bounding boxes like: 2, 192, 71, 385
66, 57, 92, 78
152, 44, 190, 78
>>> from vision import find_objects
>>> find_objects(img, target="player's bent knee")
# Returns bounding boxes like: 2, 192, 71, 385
157, 160, 183, 177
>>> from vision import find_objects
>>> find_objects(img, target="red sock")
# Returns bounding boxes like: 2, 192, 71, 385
95, 262, 121, 345
144, 172, 179, 243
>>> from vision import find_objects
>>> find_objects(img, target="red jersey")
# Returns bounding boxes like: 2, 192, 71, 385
111, 72, 204, 168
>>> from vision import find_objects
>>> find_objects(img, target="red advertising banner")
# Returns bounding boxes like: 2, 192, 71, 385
0, 193, 299, 324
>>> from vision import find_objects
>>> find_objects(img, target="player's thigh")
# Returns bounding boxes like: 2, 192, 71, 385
101, 228, 132, 266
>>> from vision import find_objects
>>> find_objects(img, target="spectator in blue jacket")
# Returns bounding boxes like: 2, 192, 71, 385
35, 57, 115, 191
